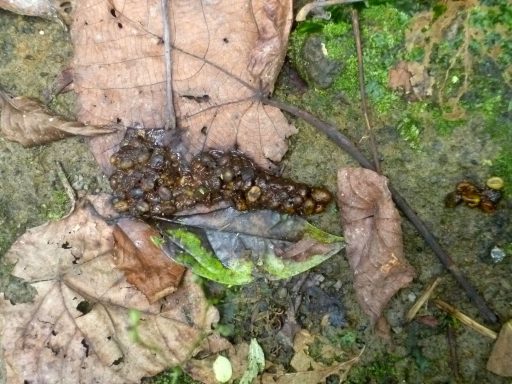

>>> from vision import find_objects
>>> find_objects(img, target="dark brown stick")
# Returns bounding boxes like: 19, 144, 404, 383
351, 8, 380, 173
263, 96, 498, 325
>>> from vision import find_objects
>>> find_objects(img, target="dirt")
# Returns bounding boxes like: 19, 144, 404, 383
0, 3, 511, 384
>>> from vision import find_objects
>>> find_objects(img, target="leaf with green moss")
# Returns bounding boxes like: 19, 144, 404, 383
156, 207, 344, 285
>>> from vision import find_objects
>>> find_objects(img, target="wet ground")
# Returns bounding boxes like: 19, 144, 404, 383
1, 2, 511, 383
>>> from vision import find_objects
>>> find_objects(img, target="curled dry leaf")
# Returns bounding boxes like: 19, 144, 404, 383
0, 91, 116, 147
71, 0, 296, 171
0, 195, 220, 383
337, 167, 415, 323
113, 218, 186, 303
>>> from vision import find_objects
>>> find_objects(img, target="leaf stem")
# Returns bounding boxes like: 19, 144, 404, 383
263, 96, 498, 325
161, 0, 176, 131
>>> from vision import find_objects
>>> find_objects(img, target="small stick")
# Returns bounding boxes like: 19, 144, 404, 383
296, 0, 364, 22
405, 277, 441, 322
446, 324, 461, 380
263, 97, 498, 325
434, 299, 497, 339
161, 0, 176, 130
351, 8, 380, 173
55, 161, 76, 214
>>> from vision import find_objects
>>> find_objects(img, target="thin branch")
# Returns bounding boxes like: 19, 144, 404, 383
161, 0, 176, 130
351, 8, 380, 173
55, 161, 76, 214
435, 299, 497, 339
263, 96, 498, 325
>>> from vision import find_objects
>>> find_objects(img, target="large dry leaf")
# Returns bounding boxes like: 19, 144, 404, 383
0, 195, 219, 383
71, 0, 296, 171
0, 91, 115, 146
337, 167, 415, 323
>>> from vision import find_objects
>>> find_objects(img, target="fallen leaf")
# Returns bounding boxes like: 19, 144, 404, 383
71, 0, 296, 171
113, 217, 186, 303
239, 339, 265, 384
388, 61, 434, 100
487, 319, 512, 377
260, 330, 361, 384
0, 91, 116, 147
156, 207, 344, 284
337, 167, 415, 323
0, 195, 220, 383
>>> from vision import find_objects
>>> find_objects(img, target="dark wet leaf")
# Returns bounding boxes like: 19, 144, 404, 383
337, 167, 415, 323
155, 207, 344, 285
0, 91, 115, 146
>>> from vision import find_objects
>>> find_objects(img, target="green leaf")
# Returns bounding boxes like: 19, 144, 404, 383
157, 208, 344, 285
239, 339, 265, 384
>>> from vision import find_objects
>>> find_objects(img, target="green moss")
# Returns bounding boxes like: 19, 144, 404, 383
491, 148, 512, 195
43, 189, 70, 221
347, 353, 399, 384
147, 367, 200, 384
397, 115, 421, 149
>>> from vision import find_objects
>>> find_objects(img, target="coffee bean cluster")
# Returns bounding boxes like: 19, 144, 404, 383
109, 129, 332, 217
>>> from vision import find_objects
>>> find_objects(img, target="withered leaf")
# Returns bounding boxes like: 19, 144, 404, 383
337, 167, 415, 323
71, 0, 296, 171
0, 91, 115, 147
0, 195, 220, 383
487, 320, 512, 377
113, 217, 186, 303
260, 330, 361, 384
388, 61, 434, 100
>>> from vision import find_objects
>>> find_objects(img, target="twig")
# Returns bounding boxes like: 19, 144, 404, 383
351, 8, 380, 173
262, 96, 498, 325
434, 299, 497, 339
446, 324, 461, 381
406, 277, 441, 322
55, 161, 76, 214
161, 0, 176, 130
296, 0, 364, 22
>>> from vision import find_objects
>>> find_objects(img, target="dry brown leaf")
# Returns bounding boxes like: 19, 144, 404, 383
113, 218, 186, 303
388, 61, 434, 100
487, 319, 512, 377
337, 167, 415, 323
0, 91, 116, 147
260, 330, 361, 384
71, 0, 296, 171
0, 195, 219, 383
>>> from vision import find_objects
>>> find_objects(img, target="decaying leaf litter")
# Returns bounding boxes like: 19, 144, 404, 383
0, 0, 510, 384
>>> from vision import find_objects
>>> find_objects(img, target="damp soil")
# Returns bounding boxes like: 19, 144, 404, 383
0, 3, 511, 384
